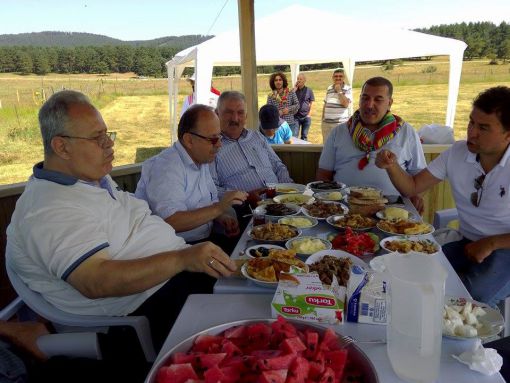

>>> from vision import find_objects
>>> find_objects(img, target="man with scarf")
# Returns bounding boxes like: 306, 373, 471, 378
316, 77, 426, 212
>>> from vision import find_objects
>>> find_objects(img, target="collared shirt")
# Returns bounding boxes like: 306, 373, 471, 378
319, 121, 426, 195
210, 129, 293, 195
428, 141, 510, 241
135, 141, 218, 242
323, 84, 352, 123
258, 120, 292, 145
6, 163, 187, 316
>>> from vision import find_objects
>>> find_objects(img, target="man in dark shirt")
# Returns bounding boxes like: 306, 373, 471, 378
293, 73, 315, 141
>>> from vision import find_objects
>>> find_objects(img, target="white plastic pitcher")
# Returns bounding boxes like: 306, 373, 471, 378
385, 253, 447, 383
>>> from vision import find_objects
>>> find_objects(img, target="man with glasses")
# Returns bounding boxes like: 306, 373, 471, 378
6, 91, 236, 351
135, 104, 247, 250
376, 86, 510, 307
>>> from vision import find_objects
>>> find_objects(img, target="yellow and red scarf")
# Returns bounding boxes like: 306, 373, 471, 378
347, 110, 403, 170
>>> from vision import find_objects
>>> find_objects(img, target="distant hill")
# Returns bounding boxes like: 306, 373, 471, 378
0, 31, 212, 48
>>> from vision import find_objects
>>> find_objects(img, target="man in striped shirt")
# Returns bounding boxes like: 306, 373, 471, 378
210, 91, 293, 204
321, 68, 353, 142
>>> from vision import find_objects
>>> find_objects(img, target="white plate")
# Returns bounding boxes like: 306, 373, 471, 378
274, 183, 306, 194
273, 193, 314, 205
301, 201, 349, 220
253, 203, 301, 219
313, 191, 344, 202
443, 296, 504, 340
305, 249, 369, 269
326, 214, 377, 231
245, 244, 285, 258
375, 205, 419, 221
285, 236, 332, 257
376, 220, 435, 236
380, 236, 440, 256
307, 181, 346, 193
240, 263, 279, 288
248, 224, 302, 244
278, 216, 319, 230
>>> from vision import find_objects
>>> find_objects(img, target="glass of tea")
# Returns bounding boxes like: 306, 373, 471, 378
253, 213, 266, 227
265, 184, 277, 198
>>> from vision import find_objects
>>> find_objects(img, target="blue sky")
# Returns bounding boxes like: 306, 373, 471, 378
1, 0, 509, 41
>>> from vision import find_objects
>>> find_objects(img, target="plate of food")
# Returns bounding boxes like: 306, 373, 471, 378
253, 203, 301, 218
301, 200, 349, 220
375, 205, 419, 221
328, 228, 380, 257
278, 216, 319, 230
273, 193, 314, 205
443, 296, 504, 340
380, 236, 439, 256
274, 183, 307, 194
313, 190, 344, 202
245, 244, 285, 258
377, 218, 434, 236
241, 252, 308, 288
326, 214, 377, 231
248, 223, 301, 244
285, 236, 332, 257
145, 318, 380, 383
307, 180, 346, 193
306, 250, 369, 287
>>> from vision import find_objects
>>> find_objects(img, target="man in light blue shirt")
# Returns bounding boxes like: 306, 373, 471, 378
211, 91, 293, 201
259, 104, 292, 145
136, 105, 247, 244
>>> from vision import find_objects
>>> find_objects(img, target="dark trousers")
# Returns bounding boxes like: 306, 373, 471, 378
296, 116, 312, 140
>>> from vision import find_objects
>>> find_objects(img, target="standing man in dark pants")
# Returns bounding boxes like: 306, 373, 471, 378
293, 73, 315, 141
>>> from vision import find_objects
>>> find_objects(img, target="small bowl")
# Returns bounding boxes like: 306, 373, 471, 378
245, 244, 285, 258
285, 236, 332, 257
273, 193, 314, 205
326, 214, 377, 231
253, 203, 301, 219
307, 181, 346, 193
278, 216, 319, 230
313, 191, 344, 202
248, 223, 302, 244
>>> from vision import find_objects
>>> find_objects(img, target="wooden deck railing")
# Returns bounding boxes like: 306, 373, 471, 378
0, 144, 454, 308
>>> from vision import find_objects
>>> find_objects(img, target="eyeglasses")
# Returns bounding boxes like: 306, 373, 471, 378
188, 131, 222, 145
470, 174, 486, 207
59, 131, 116, 148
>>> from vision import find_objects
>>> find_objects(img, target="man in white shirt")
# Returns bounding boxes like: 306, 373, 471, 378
376, 86, 510, 306
136, 104, 247, 249
7, 90, 235, 350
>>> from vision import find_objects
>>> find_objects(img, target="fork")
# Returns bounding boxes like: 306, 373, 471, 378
338, 335, 386, 348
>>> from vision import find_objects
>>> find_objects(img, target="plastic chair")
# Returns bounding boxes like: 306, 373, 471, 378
0, 296, 101, 359
434, 208, 510, 337
5, 261, 156, 362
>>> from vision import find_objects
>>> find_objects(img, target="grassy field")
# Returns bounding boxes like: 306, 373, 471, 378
1, 58, 509, 185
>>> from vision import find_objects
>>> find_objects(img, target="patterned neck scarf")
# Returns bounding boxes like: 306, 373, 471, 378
347, 110, 403, 170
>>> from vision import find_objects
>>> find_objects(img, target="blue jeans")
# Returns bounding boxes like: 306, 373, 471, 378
443, 238, 510, 307
295, 116, 311, 140
288, 121, 299, 138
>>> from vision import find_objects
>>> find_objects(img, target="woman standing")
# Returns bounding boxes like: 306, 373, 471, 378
266, 72, 299, 137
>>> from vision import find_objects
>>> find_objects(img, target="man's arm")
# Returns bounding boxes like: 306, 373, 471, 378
465, 234, 510, 263
166, 191, 247, 232
307, 101, 314, 117
375, 149, 441, 196
67, 242, 235, 299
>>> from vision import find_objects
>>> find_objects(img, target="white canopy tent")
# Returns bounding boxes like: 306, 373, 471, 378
166, 5, 467, 142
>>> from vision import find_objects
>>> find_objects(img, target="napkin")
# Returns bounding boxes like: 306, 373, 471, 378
452, 339, 503, 376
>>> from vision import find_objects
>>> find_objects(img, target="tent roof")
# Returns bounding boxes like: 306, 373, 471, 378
167, 5, 466, 67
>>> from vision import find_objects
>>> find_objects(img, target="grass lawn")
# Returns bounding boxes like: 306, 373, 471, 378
1, 58, 509, 185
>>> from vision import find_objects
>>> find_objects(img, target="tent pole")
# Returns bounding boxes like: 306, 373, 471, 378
237, 0, 258, 130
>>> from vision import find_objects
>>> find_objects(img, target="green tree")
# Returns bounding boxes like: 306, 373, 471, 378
15, 50, 33, 74
32, 49, 50, 75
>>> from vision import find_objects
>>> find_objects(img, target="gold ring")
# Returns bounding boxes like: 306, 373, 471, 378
208, 258, 216, 266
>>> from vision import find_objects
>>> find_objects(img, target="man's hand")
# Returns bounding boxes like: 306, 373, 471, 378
216, 214, 240, 237
464, 237, 495, 264
409, 195, 425, 215
281, 107, 289, 115
181, 242, 236, 278
247, 188, 266, 208
333, 83, 342, 93
218, 191, 248, 212
375, 149, 398, 169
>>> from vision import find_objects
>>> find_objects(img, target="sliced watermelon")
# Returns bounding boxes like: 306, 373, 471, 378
319, 328, 340, 352
192, 334, 223, 353
172, 352, 198, 364
223, 324, 247, 339
304, 331, 319, 359
258, 353, 295, 371
318, 367, 336, 383
308, 359, 325, 380
286, 356, 310, 383
260, 369, 288, 383
281, 336, 307, 354
194, 353, 227, 369
221, 340, 243, 358
157, 363, 198, 383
